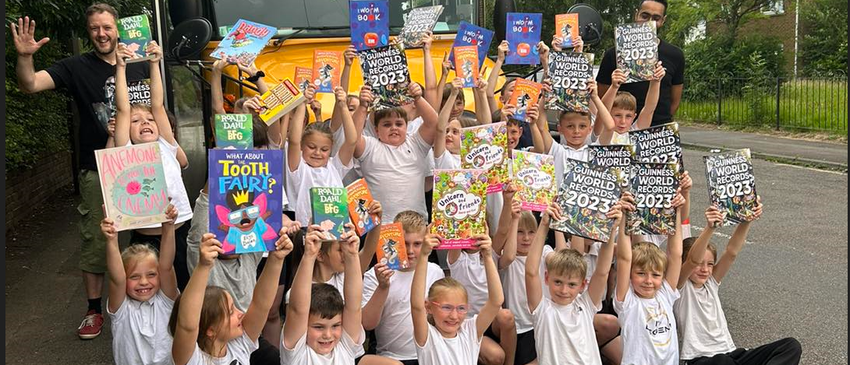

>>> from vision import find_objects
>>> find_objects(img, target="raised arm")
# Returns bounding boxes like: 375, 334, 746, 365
411, 83, 440, 145
146, 42, 175, 144
588, 79, 614, 136
113, 43, 134, 147
412, 233, 441, 347
434, 78, 462, 159
534, 97, 554, 153
361, 262, 394, 330
359, 200, 383, 274
334, 86, 358, 166
435, 52, 451, 108
352, 85, 374, 159
421, 33, 441, 109
210, 60, 228, 116
678, 206, 723, 289
615, 192, 635, 302
525, 104, 545, 154
635, 61, 665, 130
714, 199, 762, 282
243, 231, 293, 342
486, 41, 508, 114
475, 234, 504, 338
664, 209, 684, 288
537, 41, 550, 80
287, 85, 313, 172
172, 234, 224, 365
11, 17, 56, 94
102, 217, 126, 313
283, 230, 321, 349
495, 184, 519, 269
589, 202, 625, 307
473, 70, 492, 124
525, 203, 562, 313
159, 204, 179, 300
340, 223, 364, 341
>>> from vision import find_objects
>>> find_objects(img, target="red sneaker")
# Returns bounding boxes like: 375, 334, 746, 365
77, 310, 104, 340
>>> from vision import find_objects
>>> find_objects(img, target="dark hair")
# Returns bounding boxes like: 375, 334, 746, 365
252, 115, 270, 148
373, 107, 408, 127
310, 283, 344, 319
641, 0, 668, 14
165, 110, 180, 142
441, 84, 465, 109
85, 3, 118, 21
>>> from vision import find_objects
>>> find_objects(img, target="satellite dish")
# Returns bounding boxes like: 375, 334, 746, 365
167, 17, 212, 61
568, 3, 603, 47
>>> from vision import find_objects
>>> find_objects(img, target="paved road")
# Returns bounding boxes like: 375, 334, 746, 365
4, 148, 847, 364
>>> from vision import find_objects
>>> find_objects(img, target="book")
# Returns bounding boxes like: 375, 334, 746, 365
359, 43, 414, 109
615, 21, 658, 83
95, 142, 169, 231
555, 13, 579, 48
346, 178, 381, 236
589, 144, 635, 189
512, 150, 556, 212
258, 79, 306, 124
312, 50, 343, 93
349, 0, 390, 51
209, 149, 284, 255
449, 21, 494, 67
377, 222, 411, 270
627, 162, 680, 236
704, 149, 758, 226
211, 19, 276, 66
117, 15, 153, 63
399, 5, 444, 48
507, 78, 543, 123
505, 13, 543, 65
550, 159, 621, 242
430, 169, 489, 249
460, 122, 509, 194
628, 122, 684, 172
107, 78, 151, 119
547, 51, 594, 112
453, 45, 479, 88
310, 187, 350, 241
215, 114, 254, 150
294, 66, 313, 93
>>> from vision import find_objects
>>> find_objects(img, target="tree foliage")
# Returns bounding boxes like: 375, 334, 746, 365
799, 0, 847, 76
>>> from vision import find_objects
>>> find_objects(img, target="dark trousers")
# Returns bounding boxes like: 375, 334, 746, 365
686, 338, 802, 365
129, 221, 192, 291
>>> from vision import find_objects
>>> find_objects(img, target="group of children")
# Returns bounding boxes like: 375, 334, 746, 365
101, 31, 801, 365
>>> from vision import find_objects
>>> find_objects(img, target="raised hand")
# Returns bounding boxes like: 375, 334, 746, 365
679, 170, 693, 193
100, 218, 118, 241
340, 223, 360, 256
236, 61, 259, 77
502, 179, 518, 201
303, 229, 323, 258
199, 233, 224, 267
652, 60, 666, 81
441, 51, 452, 73
611, 69, 628, 89
497, 40, 509, 61
374, 262, 394, 289
146, 40, 163, 63
573, 36, 584, 53
450, 77, 464, 91
536, 41, 549, 60
587, 79, 598, 98
368, 200, 383, 222
243, 96, 263, 113
213, 59, 229, 72
750, 196, 764, 221
334, 86, 347, 103
705, 206, 726, 228
421, 31, 434, 51
527, 104, 540, 123
304, 83, 317, 103
282, 218, 302, 236
408, 82, 423, 99
500, 103, 516, 121
618, 191, 637, 212
510, 198, 522, 220
359, 84, 374, 107
552, 36, 563, 52
344, 45, 357, 66
270, 230, 295, 259
475, 234, 493, 255
421, 233, 441, 257
10, 17, 50, 57
543, 202, 563, 224
115, 43, 134, 67
162, 203, 178, 226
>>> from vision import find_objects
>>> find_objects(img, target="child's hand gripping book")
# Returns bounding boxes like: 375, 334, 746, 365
117, 15, 153, 63
615, 21, 658, 83
257, 79, 306, 125
550, 159, 622, 242
346, 178, 381, 236
512, 150, 556, 212
547, 51, 594, 112
211, 19, 276, 66
377, 222, 410, 270
312, 50, 344, 93
359, 42, 414, 109
310, 187, 350, 241
399, 5, 444, 48
507, 79, 543, 123
448, 21, 494, 68
460, 122, 509, 194
96, 142, 169, 231
627, 162, 680, 236
555, 13, 579, 48
453, 45, 479, 88
430, 169, 489, 249
704, 148, 758, 226
505, 12, 543, 65
215, 114, 254, 150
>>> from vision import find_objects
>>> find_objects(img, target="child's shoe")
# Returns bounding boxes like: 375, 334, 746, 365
77, 310, 104, 340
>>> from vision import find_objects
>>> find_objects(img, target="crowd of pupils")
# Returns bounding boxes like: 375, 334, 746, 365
24, 9, 802, 365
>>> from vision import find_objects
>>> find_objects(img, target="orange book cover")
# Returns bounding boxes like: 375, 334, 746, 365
312, 50, 343, 93
377, 222, 410, 270
556, 13, 579, 47
345, 178, 380, 236
453, 45, 479, 88
294, 66, 313, 93
507, 78, 543, 123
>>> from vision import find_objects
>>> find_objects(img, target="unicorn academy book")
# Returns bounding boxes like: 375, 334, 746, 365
505, 13, 543, 65
310, 187, 350, 241
345, 178, 380, 236
377, 222, 410, 270
399, 5, 444, 48
460, 122, 509, 193
294, 66, 313, 93
627, 162, 680, 236
96, 142, 169, 231
211, 19, 276, 66
550, 159, 621, 242
312, 50, 343, 93
449, 21, 494, 67
117, 15, 153, 63
215, 114, 254, 150
349, 0, 390, 51
453, 45, 479, 88
507, 78, 543, 122
430, 169, 489, 249
258, 79, 305, 124
359, 43, 413, 109
547, 51, 594, 112
704, 148, 758, 226
512, 150, 556, 212
208, 149, 284, 255
615, 21, 658, 83
555, 13, 579, 48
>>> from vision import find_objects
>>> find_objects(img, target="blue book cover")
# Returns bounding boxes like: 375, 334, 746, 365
208, 149, 283, 255
449, 21, 494, 67
505, 13, 542, 65
211, 19, 276, 66
349, 0, 390, 52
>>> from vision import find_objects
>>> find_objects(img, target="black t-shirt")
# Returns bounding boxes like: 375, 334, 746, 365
46, 52, 150, 171
596, 39, 685, 126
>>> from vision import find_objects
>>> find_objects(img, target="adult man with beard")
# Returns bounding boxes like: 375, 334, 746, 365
11, 3, 150, 340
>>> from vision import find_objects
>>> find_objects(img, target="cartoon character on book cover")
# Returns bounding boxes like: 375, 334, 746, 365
430, 169, 489, 249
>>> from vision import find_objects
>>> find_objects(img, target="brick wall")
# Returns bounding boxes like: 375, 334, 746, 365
737, 0, 797, 75
5, 151, 73, 233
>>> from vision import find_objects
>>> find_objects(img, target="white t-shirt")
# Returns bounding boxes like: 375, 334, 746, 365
415, 316, 482, 365
286, 156, 352, 226
108, 291, 175, 365
499, 245, 554, 334
434, 151, 461, 170
532, 294, 602, 365
614, 280, 681, 365
448, 251, 494, 316
361, 263, 445, 360
674, 276, 736, 360
183, 332, 258, 365
549, 142, 589, 187
280, 326, 365, 365
130, 138, 192, 228
637, 224, 693, 247
357, 133, 432, 221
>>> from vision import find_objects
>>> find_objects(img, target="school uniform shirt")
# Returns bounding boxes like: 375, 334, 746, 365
415, 316, 482, 365
448, 251, 498, 316
183, 332, 258, 365
357, 132, 432, 222
108, 291, 175, 365
532, 294, 602, 365
499, 245, 555, 334
637, 223, 693, 248
123, 138, 191, 228
674, 276, 736, 360
614, 280, 681, 365
280, 326, 365, 365
286, 156, 352, 226
361, 263, 445, 361
549, 142, 590, 187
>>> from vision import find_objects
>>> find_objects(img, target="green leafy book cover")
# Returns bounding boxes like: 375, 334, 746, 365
310, 187, 349, 240
117, 15, 153, 63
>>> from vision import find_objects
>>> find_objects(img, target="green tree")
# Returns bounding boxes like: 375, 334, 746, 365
800, 0, 848, 76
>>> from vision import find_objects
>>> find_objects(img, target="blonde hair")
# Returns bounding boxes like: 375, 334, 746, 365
130, 103, 152, 114
632, 241, 667, 274
121, 243, 158, 269
558, 110, 591, 124
169, 287, 231, 356
303, 120, 334, 142
612, 91, 637, 112
545, 248, 586, 279
426, 277, 468, 325
458, 117, 480, 128
394, 210, 426, 235
517, 211, 538, 233
682, 237, 718, 263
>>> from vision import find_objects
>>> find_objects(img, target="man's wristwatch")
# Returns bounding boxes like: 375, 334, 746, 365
246, 70, 265, 83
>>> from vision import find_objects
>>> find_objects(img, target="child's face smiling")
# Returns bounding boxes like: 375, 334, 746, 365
219, 292, 245, 342
302, 133, 333, 168
507, 123, 522, 150
631, 266, 664, 299
445, 119, 462, 155
545, 272, 585, 305
125, 255, 160, 302
376, 116, 408, 147
427, 289, 468, 337
688, 250, 715, 288
129, 109, 159, 144
611, 107, 636, 134
306, 313, 342, 355
558, 116, 592, 149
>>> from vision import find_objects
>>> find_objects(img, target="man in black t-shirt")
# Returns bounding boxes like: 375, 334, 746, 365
597, 0, 685, 127
11, 3, 149, 340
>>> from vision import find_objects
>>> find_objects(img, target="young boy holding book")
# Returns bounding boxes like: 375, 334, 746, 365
597, 63, 665, 145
